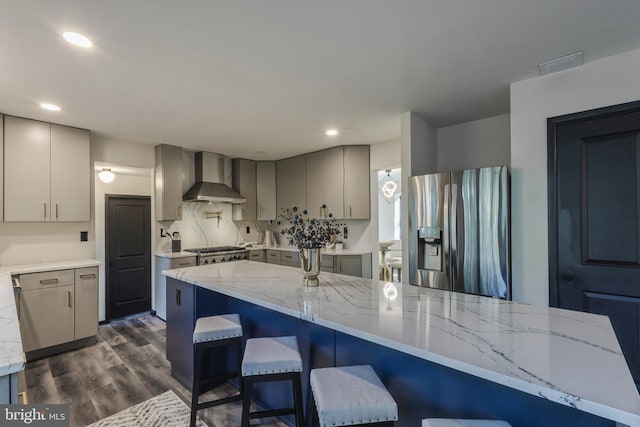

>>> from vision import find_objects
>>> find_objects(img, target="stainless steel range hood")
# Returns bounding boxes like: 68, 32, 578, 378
183, 152, 246, 203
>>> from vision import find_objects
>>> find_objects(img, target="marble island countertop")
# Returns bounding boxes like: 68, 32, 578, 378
0, 259, 101, 377
164, 261, 640, 426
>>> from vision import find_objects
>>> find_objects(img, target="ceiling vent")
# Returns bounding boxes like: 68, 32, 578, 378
539, 51, 583, 76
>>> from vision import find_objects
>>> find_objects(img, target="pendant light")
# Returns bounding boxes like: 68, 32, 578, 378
379, 169, 400, 204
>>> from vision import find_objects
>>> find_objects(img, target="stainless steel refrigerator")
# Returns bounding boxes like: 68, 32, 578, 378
408, 166, 510, 299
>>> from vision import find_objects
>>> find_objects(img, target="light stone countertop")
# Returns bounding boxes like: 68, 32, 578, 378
155, 251, 199, 259
256, 246, 372, 256
164, 260, 640, 426
0, 259, 101, 377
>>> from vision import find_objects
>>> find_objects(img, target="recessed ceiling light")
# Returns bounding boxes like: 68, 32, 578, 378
326, 129, 338, 136
40, 103, 61, 112
62, 31, 93, 48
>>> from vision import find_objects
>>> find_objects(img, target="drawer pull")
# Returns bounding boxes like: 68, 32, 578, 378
79, 274, 96, 279
40, 278, 59, 285
178, 262, 191, 266
284, 255, 292, 259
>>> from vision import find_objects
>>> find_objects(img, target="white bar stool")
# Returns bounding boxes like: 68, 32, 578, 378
310, 365, 398, 426
190, 314, 243, 427
422, 419, 512, 427
241, 336, 304, 427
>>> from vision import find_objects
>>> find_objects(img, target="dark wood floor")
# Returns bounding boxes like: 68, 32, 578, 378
19, 314, 285, 427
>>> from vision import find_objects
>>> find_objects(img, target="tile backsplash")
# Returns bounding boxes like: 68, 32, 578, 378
155, 202, 269, 251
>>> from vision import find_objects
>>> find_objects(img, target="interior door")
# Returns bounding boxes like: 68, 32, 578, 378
549, 101, 640, 386
106, 195, 151, 320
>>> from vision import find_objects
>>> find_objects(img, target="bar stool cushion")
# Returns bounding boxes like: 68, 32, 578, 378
193, 314, 242, 343
422, 420, 512, 427
310, 365, 398, 426
242, 336, 303, 376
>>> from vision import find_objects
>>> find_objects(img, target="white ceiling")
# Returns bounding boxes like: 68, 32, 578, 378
0, 1, 639, 160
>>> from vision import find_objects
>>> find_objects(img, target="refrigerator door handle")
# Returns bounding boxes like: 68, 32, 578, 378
450, 183, 458, 281
443, 183, 451, 283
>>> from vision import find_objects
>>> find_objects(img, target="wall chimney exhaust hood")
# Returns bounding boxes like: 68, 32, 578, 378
183, 152, 246, 203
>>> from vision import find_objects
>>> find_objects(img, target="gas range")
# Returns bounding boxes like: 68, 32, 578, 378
184, 246, 249, 265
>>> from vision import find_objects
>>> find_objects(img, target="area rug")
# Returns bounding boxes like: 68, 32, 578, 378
88, 390, 206, 427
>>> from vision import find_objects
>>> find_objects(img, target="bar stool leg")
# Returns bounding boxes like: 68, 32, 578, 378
240, 377, 253, 427
236, 339, 243, 396
190, 344, 203, 427
310, 392, 319, 427
292, 374, 304, 427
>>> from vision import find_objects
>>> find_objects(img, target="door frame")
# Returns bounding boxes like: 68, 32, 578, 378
104, 194, 152, 321
547, 99, 640, 307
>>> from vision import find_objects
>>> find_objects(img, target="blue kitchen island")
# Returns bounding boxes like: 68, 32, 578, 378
163, 261, 640, 427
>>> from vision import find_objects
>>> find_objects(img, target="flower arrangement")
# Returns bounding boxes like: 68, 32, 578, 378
275, 205, 343, 249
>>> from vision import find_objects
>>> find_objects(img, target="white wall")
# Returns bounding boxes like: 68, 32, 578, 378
511, 47, 640, 306
437, 114, 510, 172
401, 112, 437, 283
371, 139, 401, 170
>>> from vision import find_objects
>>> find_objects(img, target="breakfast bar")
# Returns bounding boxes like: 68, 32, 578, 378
163, 261, 640, 427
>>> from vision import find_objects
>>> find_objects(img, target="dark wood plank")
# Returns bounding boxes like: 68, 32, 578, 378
47, 352, 75, 378
107, 363, 152, 405
111, 323, 150, 347
24, 364, 61, 404
97, 325, 127, 346
86, 382, 132, 419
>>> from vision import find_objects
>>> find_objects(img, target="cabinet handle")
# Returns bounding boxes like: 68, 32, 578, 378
44, 202, 47, 220
79, 274, 96, 279
339, 260, 342, 271
68, 291, 72, 307
56, 203, 59, 219
349, 205, 352, 218
40, 278, 59, 285
178, 262, 191, 266
176, 289, 181, 306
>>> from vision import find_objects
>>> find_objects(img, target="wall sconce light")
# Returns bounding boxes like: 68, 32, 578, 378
98, 168, 115, 183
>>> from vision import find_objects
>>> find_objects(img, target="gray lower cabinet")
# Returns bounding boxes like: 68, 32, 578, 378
17, 267, 98, 356
155, 255, 197, 320
280, 251, 300, 267
321, 254, 372, 278
248, 250, 265, 262
75, 268, 98, 340
266, 249, 281, 264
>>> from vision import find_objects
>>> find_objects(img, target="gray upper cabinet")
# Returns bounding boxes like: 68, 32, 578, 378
232, 158, 257, 221
4, 116, 90, 222
155, 144, 183, 221
51, 124, 90, 221
277, 155, 306, 213
344, 145, 370, 219
256, 161, 276, 220
306, 147, 344, 218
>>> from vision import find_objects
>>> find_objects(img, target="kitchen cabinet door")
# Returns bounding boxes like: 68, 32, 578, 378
335, 255, 363, 278
256, 161, 276, 220
74, 267, 98, 340
19, 285, 75, 352
232, 158, 257, 220
306, 147, 344, 218
51, 124, 90, 221
343, 145, 370, 219
281, 251, 300, 268
155, 144, 183, 221
266, 249, 281, 264
249, 250, 266, 262
277, 155, 306, 213
4, 116, 51, 221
